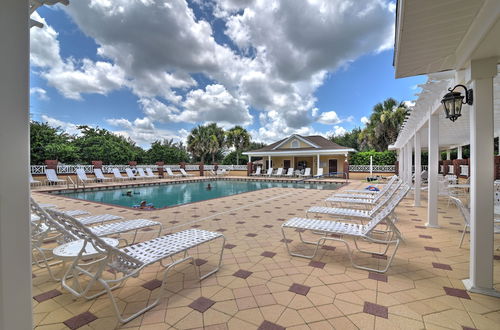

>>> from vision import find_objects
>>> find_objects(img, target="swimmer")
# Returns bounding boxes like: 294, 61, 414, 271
123, 190, 133, 196
139, 200, 147, 209
207, 183, 212, 190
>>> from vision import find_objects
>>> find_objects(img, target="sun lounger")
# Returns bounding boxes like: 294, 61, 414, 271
307, 181, 405, 221
30, 174, 41, 186
217, 169, 229, 176
282, 185, 409, 273
343, 175, 397, 195
180, 168, 194, 177
76, 168, 95, 185
46, 207, 225, 323
145, 167, 160, 179
313, 168, 323, 178
336, 175, 398, 198
125, 168, 137, 180
285, 168, 294, 177
273, 168, 284, 176
166, 167, 182, 178
112, 168, 128, 181
137, 168, 152, 180
45, 169, 67, 185
94, 168, 113, 182
299, 168, 311, 177
265, 168, 273, 176
251, 167, 262, 176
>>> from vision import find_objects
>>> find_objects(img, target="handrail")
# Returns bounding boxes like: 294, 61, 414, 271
67, 176, 75, 189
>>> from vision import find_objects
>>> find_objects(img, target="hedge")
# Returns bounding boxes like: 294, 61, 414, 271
349, 151, 397, 166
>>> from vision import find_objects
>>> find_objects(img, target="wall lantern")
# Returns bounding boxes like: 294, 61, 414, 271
441, 84, 473, 122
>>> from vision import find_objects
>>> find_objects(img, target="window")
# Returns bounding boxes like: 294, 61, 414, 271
291, 140, 300, 148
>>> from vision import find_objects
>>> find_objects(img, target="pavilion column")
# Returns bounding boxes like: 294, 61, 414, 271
457, 146, 463, 159
464, 57, 499, 297
268, 155, 271, 170
249, 156, 252, 163
398, 148, 403, 177
426, 112, 439, 228
403, 144, 409, 183
407, 142, 413, 184
0, 0, 33, 328
446, 150, 451, 160
414, 131, 421, 206
317, 154, 320, 175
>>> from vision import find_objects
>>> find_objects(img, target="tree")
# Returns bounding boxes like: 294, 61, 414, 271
146, 140, 190, 164
187, 125, 209, 163
329, 127, 361, 150
206, 123, 226, 163
222, 151, 248, 165
358, 98, 408, 151
226, 126, 251, 165
30, 121, 75, 164
72, 126, 143, 164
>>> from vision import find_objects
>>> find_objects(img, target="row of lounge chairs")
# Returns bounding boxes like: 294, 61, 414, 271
30, 199, 225, 323
251, 167, 324, 178
30, 167, 196, 186
280, 175, 409, 273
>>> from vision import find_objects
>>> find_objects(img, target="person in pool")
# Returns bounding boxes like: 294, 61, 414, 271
207, 183, 212, 190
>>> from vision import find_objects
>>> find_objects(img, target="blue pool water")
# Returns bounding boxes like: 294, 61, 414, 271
59, 179, 341, 209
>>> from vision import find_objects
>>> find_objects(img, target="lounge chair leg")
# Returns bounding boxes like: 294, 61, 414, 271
459, 225, 467, 248
199, 236, 225, 280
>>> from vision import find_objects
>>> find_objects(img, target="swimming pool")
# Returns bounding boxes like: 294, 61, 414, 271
57, 179, 342, 209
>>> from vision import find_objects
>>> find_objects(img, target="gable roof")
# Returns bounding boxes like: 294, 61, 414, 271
249, 135, 354, 153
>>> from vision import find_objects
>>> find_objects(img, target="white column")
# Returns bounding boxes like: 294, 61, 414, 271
398, 148, 403, 178
464, 57, 499, 297
317, 154, 320, 175
457, 146, 463, 159
248, 156, 252, 163
427, 112, 439, 228
407, 143, 413, 184
414, 131, 421, 206
268, 155, 271, 169
0, 0, 32, 328
446, 150, 451, 160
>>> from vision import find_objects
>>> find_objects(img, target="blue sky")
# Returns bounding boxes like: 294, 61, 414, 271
29, 0, 425, 148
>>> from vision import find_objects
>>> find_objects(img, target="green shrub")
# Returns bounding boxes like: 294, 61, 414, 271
349, 150, 397, 165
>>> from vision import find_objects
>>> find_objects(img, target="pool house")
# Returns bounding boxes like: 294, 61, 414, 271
243, 134, 356, 176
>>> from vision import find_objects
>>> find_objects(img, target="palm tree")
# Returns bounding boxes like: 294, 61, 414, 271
359, 98, 409, 151
206, 123, 226, 163
187, 125, 209, 162
226, 126, 251, 165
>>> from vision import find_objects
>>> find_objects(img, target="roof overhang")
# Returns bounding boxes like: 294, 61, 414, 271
271, 134, 320, 150
394, 0, 500, 78
243, 149, 356, 157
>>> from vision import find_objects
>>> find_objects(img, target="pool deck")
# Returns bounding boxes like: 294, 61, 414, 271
31, 179, 500, 329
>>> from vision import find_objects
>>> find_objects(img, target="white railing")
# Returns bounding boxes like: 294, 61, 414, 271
448, 165, 454, 173
348, 165, 395, 173
31, 163, 249, 174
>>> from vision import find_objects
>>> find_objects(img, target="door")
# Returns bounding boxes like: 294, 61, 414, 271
328, 159, 337, 174
283, 160, 291, 171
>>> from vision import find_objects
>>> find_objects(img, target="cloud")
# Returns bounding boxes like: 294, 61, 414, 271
30, 0, 396, 140
329, 125, 348, 137
178, 84, 253, 126
30, 87, 49, 101
317, 111, 341, 125
41, 115, 81, 136
361, 116, 370, 125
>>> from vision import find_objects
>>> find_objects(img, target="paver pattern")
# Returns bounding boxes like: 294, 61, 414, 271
31, 178, 500, 329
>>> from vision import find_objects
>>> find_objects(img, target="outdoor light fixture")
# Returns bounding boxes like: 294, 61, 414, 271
441, 84, 473, 122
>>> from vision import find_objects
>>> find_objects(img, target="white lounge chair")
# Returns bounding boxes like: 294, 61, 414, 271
125, 168, 137, 180
166, 167, 182, 178
76, 168, 95, 185
46, 208, 225, 323
180, 168, 194, 177
30, 174, 41, 186
217, 169, 229, 176
299, 168, 311, 177
336, 176, 398, 199
343, 176, 398, 195
45, 169, 66, 185
136, 168, 152, 180
313, 168, 324, 178
281, 185, 409, 273
94, 168, 113, 182
450, 196, 500, 248
273, 168, 284, 176
307, 181, 405, 222
31, 199, 162, 280
265, 168, 273, 177
145, 168, 160, 179
112, 168, 128, 181
325, 179, 400, 208
251, 167, 262, 176
285, 168, 294, 177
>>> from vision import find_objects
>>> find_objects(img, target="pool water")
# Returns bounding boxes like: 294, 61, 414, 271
59, 179, 341, 209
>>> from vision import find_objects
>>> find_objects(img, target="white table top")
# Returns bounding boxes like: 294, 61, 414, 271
52, 238, 119, 259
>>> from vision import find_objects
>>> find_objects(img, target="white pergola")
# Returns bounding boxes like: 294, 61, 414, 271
394, 0, 500, 297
